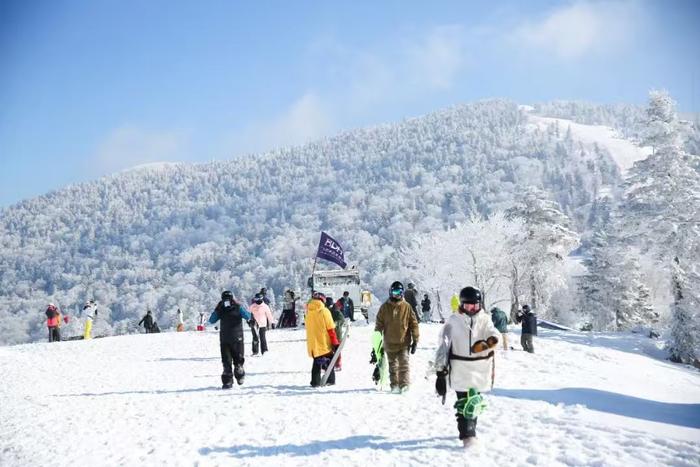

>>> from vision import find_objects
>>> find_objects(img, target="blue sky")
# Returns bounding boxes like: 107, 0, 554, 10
1, 0, 699, 207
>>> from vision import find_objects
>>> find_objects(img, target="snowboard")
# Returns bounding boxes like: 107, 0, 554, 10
371, 331, 390, 390
320, 319, 350, 386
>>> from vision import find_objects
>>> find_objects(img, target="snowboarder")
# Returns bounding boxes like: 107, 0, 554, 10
210, 290, 252, 389
326, 295, 345, 370
45, 303, 62, 342
138, 310, 154, 333
490, 307, 509, 350
82, 300, 97, 340
374, 281, 419, 394
515, 304, 537, 353
176, 308, 185, 332
404, 282, 421, 323
421, 294, 432, 322
250, 293, 275, 355
434, 286, 500, 447
305, 292, 340, 387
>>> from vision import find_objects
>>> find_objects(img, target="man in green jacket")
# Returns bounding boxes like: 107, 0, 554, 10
490, 307, 509, 350
375, 281, 419, 394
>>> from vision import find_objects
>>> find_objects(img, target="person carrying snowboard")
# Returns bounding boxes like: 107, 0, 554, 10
210, 290, 252, 389
326, 295, 345, 370
250, 293, 275, 355
138, 310, 154, 333
375, 281, 419, 394
46, 303, 62, 342
434, 286, 500, 447
305, 292, 340, 387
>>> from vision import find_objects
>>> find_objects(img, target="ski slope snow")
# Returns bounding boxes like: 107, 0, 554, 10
1, 324, 698, 466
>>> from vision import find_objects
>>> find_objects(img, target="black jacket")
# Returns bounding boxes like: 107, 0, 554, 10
421, 297, 431, 312
139, 314, 154, 329
517, 311, 538, 336
404, 289, 418, 312
214, 300, 247, 343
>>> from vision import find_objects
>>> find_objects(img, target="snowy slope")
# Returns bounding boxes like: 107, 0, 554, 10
526, 112, 652, 173
1, 323, 698, 466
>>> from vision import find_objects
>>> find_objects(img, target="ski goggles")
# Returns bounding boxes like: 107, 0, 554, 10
390, 288, 404, 298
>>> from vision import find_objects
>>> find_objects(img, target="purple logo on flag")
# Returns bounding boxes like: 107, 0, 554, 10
316, 232, 346, 269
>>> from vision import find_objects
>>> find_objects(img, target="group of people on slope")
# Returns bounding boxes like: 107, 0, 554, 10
44, 301, 96, 342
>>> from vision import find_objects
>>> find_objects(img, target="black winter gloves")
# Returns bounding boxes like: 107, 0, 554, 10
369, 349, 378, 364
435, 370, 447, 399
410, 341, 417, 354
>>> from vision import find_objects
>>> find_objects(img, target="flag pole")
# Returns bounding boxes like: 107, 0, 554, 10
310, 255, 318, 293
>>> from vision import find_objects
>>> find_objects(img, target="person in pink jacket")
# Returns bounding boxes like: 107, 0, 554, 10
249, 293, 275, 355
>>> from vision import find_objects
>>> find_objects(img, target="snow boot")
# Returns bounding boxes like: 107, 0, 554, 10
400, 385, 410, 394
221, 373, 233, 389
234, 365, 245, 385
391, 386, 401, 394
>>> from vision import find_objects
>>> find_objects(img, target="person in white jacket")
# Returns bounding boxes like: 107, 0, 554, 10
82, 300, 97, 340
434, 286, 500, 447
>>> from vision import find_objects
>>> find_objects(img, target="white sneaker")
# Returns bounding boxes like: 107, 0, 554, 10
390, 386, 401, 394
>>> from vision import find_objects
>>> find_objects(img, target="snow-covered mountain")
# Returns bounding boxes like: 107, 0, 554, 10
0, 99, 692, 345
1, 323, 698, 465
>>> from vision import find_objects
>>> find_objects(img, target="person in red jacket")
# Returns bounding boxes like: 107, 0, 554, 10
45, 303, 62, 342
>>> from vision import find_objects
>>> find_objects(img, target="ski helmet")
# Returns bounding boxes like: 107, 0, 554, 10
390, 281, 404, 299
221, 290, 234, 301
459, 287, 481, 304
522, 304, 530, 313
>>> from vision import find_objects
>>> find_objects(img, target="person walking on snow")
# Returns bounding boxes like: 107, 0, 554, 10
250, 293, 275, 355
404, 282, 421, 323
326, 295, 345, 371
46, 303, 62, 342
490, 307, 509, 350
434, 286, 500, 447
305, 292, 340, 387
82, 300, 97, 340
138, 310, 154, 333
375, 281, 419, 394
515, 304, 537, 353
176, 308, 185, 332
210, 290, 252, 389
421, 294, 432, 322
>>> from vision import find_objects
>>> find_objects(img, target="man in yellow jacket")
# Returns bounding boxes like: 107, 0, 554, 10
375, 281, 419, 394
305, 292, 340, 387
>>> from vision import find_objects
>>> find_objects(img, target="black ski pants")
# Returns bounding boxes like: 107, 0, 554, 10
455, 391, 478, 439
250, 326, 269, 354
48, 327, 61, 342
521, 333, 535, 353
310, 354, 335, 387
220, 338, 245, 385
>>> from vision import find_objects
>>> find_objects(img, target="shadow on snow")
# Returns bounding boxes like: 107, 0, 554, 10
493, 387, 700, 428
199, 435, 456, 458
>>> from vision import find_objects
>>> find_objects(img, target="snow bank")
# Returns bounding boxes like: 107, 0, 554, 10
1, 325, 698, 466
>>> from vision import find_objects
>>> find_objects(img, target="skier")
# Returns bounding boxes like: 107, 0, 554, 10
404, 282, 421, 323
434, 286, 500, 447
305, 291, 340, 387
176, 308, 185, 332
515, 304, 537, 353
374, 281, 419, 393
421, 294, 432, 322
210, 290, 252, 388
326, 295, 345, 370
45, 303, 62, 342
138, 310, 154, 333
250, 293, 275, 355
82, 300, 97, 340
490, 307, 509, 350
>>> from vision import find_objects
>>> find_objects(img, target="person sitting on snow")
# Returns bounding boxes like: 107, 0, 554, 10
434, 286, 500, 447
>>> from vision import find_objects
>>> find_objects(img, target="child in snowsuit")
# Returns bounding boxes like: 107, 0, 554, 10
249, 293, 275, 355
515, 304, 537, 353
375, 281, 419, 394
46, 303, 62, 342
210, 290, 252, 388
305, 292, 340, 387
435, 286, 500, 447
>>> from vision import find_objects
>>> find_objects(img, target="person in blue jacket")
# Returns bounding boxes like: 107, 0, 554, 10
210, 290, 252, 389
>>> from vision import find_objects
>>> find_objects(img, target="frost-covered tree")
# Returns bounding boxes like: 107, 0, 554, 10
621, 90, 700, 364
507, 187, 580, 316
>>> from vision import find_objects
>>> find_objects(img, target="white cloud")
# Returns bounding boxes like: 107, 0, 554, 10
406, 25, 466, 90
227, 92, 333, 155
512, 1, 643, 59
93, 126, 190, 176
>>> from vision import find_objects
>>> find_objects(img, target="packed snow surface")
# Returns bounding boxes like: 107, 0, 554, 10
1, 323, 699, 466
